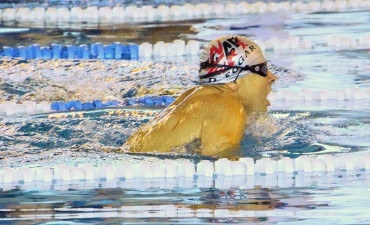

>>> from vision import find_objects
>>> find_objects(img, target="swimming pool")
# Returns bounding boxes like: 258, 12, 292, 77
0, 1, 369, 224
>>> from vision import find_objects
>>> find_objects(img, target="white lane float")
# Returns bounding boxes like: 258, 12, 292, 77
0, 154, 369, 190
328, 34, 370, 48
0, 101, 51, 116
268, 87, 370, 102
2, 0, 370, 25
145, 34, 370, 60
144, 36, 313, 59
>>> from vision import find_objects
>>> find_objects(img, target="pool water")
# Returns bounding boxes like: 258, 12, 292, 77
0, 3, 369, 225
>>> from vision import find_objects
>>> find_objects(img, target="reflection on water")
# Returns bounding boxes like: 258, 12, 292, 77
0, 171, 368, 224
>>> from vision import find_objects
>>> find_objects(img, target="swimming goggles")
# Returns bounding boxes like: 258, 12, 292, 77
199, 62, 268, 81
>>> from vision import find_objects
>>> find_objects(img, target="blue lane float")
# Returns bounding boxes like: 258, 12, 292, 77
1, 42, 139, 60
51, 99, 120, 112
0, 96, 176, 116
126, 96, 176, 107
49, 96, 175, 113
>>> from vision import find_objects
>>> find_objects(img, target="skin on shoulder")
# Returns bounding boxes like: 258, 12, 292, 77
123, 70, 277, 158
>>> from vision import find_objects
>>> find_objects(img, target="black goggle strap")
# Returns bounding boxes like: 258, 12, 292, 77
245, 63, 268, 77
199, 62, 268, 80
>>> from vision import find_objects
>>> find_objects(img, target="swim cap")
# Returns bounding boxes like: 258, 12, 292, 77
199, 35, 267, 85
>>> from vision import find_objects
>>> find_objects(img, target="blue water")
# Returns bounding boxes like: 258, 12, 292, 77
0, 5, 369, 225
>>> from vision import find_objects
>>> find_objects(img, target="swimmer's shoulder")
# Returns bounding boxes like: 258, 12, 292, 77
170, 86, 220, 106
184, 85, 228, 100
172, 85, 246, 117
193, 86, 246, 117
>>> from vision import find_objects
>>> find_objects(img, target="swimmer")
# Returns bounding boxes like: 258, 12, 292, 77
123, 35, 278, 159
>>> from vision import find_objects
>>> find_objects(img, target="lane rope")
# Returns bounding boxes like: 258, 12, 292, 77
1, 0, 369, 25
1, 88, 368, 117
0, 154, 369, 190
1, 34, 369, 61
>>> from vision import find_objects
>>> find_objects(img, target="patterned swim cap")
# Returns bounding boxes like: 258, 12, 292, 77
199, 35, 267, 85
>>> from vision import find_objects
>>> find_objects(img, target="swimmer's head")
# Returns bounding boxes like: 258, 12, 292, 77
198, 35, 266, 85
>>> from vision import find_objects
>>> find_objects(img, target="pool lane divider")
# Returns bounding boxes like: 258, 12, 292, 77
0, 96, 176, 117
1, 0, 369, 25
0, 40, 200, 60
2, 34, 369, 61
0, 88, 368, 117
0, 154, 369, 190
269, 87, 369, 102
2, 43, 140, 60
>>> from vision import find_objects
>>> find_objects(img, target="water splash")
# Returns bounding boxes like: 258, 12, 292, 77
241, 111, 318, 159
268, 64, 304, 90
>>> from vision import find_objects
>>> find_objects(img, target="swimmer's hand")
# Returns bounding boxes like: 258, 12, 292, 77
214, 148, 241, 161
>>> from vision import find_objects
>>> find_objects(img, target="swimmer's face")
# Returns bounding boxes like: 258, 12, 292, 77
236, 70, 278, 112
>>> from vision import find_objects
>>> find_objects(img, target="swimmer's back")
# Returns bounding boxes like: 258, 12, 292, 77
125, 85, 247, 155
